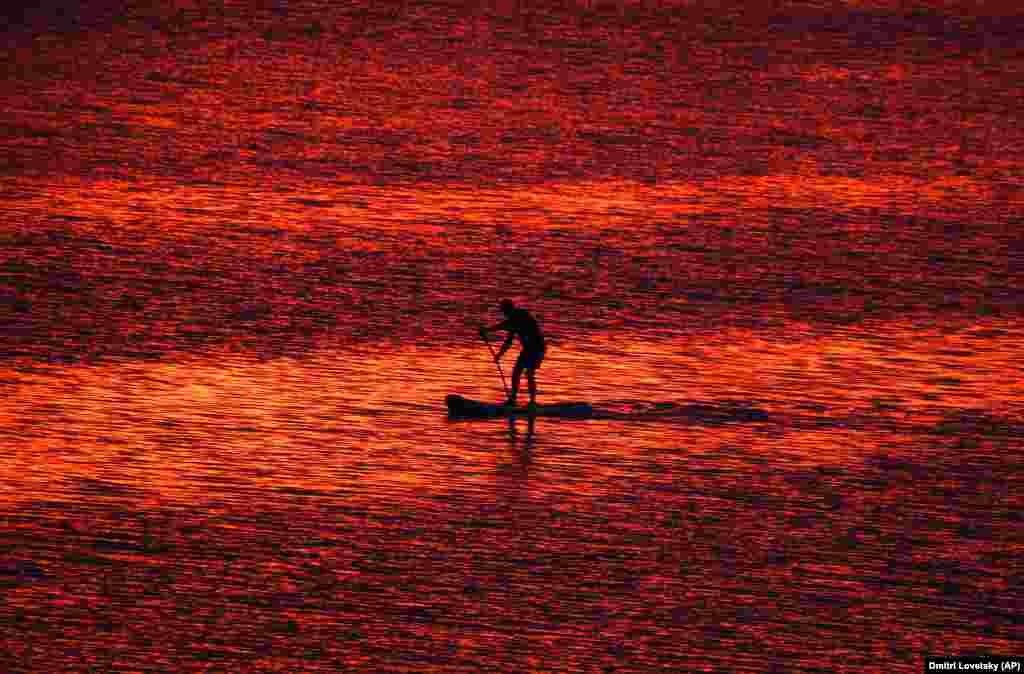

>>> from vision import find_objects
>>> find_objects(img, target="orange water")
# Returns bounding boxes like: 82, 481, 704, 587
2, 1, 1022, 671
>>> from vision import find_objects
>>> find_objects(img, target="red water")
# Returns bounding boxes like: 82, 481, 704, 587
1, 1, 1022, 671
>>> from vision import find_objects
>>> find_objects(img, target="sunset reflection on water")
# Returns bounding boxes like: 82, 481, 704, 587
2, 0, 1023, 671
3, 318, 1021, 670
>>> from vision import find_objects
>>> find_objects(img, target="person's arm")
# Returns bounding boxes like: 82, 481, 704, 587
495, 331, 514, 361
480, 319, 511, 338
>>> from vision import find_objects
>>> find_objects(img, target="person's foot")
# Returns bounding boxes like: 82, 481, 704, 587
503, 398, 517, 408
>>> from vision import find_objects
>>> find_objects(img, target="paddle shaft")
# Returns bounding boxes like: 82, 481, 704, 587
480, 331, 510, 398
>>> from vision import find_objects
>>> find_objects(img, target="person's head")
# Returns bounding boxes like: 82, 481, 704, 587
499, 299, 515, 316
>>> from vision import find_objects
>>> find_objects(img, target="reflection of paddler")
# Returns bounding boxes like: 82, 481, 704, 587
479, 299, 546, 408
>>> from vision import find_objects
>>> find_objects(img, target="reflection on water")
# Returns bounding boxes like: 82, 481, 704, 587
2, 324, 1021, 671
5, 322, 1020, 501
2, 0, 1023, 670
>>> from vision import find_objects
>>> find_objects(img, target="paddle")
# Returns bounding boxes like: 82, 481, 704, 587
478, 327, 510, 399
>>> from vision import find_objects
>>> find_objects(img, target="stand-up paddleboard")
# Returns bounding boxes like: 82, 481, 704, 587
446, 394, 593, 420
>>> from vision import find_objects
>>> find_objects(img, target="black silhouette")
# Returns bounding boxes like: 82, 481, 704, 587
479, 299, 546, 407
445, 394, 592, 419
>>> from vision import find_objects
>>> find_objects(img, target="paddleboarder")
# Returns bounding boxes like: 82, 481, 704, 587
480, 300, 546, 408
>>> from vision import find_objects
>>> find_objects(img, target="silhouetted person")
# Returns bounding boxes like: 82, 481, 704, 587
480, 299, 545, 408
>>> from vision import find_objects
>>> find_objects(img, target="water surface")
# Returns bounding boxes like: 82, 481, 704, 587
1, 0, 1022, 671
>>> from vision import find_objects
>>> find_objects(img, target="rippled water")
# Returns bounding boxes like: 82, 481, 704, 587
2, 1, 1023, 671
